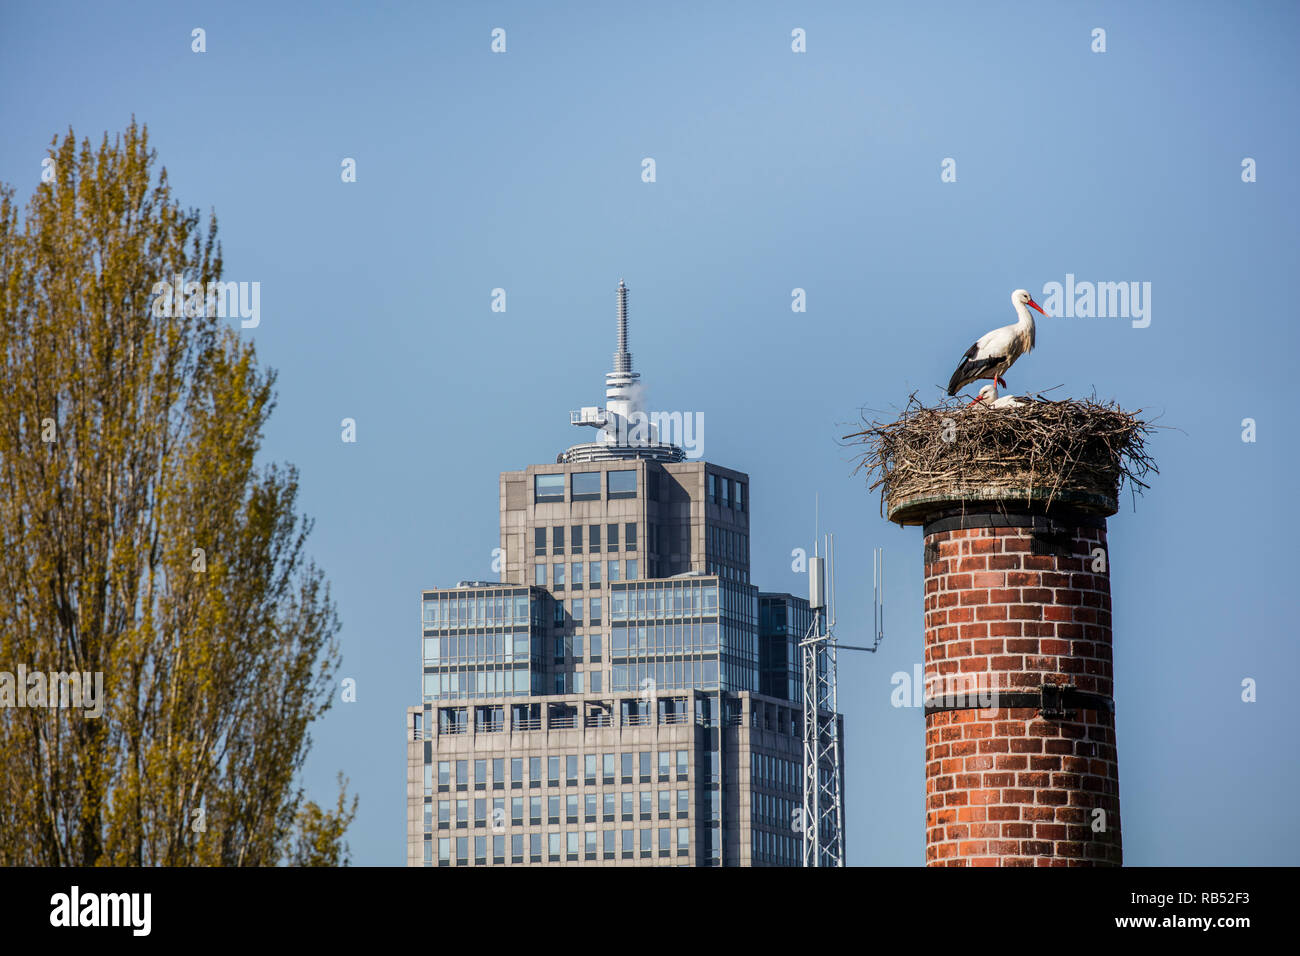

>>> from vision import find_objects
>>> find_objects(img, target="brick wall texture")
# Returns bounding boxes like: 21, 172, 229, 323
922, 519, 1122, 866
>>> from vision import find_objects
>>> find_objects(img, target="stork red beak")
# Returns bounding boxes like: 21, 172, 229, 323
1028, 298, 1048, 316
968, 396, 981, 407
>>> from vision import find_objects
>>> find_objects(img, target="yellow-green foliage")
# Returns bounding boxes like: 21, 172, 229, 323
0, 121, 348, 866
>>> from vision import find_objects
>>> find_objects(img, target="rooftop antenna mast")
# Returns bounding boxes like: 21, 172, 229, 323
801, 516, 845, 867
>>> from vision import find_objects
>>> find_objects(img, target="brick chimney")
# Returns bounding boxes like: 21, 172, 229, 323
892, 488, 1123, 866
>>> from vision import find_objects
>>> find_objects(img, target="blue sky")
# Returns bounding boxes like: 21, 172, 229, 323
2, 0, 1296, 866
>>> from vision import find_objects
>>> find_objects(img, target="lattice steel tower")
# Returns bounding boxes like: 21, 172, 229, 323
801, 536, 845, 866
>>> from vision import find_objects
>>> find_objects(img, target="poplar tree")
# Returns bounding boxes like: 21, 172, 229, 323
0, 121, 351, 865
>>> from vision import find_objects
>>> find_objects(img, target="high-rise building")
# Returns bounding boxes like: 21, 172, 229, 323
406, 281, 845, 866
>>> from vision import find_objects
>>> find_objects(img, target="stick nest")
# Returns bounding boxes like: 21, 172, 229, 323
843, 393, 1159, 519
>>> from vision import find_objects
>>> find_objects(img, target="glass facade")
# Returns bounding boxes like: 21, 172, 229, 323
609, 577, 758, 693
758, 593, 812, 702
422, 586, 546, 700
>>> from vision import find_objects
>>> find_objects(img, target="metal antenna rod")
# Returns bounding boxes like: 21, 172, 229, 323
613, 279, 632, 372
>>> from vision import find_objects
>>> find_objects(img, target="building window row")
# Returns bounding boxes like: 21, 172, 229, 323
425, 825, 690, 866
707, 474, 746, 512
428, 788, 691, 833
752, 752, 801, 795
534, 471, 638, 504
429, 750, 691, 794
708, 525, 748, 566
535, 523, 639, 556
752, 828, 799, 867
422, 592, 535, 630
539, 560, 637, 590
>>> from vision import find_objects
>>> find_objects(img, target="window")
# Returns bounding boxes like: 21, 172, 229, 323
658, 751, 671, 779
530, 833, 542, 861
573, 671, 585, 693
607, 523, 619, 551
626, 559, 638, 581
437, 800, 450, 826
566, 755, 578, 785
607, 560, 621, 583
511, 757, 522, 786
585, 830, 598, 859
439, 837, 450, 864
621, 753, 634, 782
456, 836, 468, 863
534, 527, 546, 556
708, 474, 717, 503
640, 791, 652, 819
456, 760, 468, 789
571, 562, 583, 588
585, 793, 598, 821
571, 525, 584, 553
554, 600, 565, 626
603, 829, 616, 858
677, 790, 689, 816
572, 472, 601, 501
548, 832, 561, 861
529, 757, 542, 787
677, 827, 690, 854
677, 750, 689, 778
603, 753, 616, 783
572, 598, 584, 624
474, 798, 486, 825
529, 796, 541, 825
721, 478, 730, 507
659, 790, 671, 818
474, 835, 486, 862
492, 758, 503, 788
622, 829, 634, 856
566, 794, 578, 823
511, 833, 523, 863
659, 827, 671, 853
456, 799, 468, 826
566, 831, 579, 858
639, 751, 651, 782
608, 470, 637, 498
737, 482, 746, 512
640, 828, 652, 854
589, 561, 601, 587
553, 563, 566, 589
589, 524, 601, 553
511, 796, 523, 825
534, 474, 564, 503
621, 792, 634, 819
590, 670, 602, 692
535, 563, 546, 586
584, 754, 597, 784
552, 526, 565, 555
625, 523, 637, 550
548, 795, 560, 824
437, 761, 451, 788
589, 598, 602, 626
548, 756, 560, 786
603, 792, 616, 821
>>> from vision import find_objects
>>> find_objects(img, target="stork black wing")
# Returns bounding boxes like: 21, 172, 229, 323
946, 342, 995, 396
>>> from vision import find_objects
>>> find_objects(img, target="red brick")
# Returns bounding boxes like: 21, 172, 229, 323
920, 520, 1118, 866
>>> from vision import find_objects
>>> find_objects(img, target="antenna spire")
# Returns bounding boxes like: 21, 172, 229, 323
614, 279, 632, 373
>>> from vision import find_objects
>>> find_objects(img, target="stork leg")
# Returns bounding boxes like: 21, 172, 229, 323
997, 375, 1007, 388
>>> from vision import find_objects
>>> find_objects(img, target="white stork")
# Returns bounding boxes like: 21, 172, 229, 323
946, 289, 1049, 396
967, 383, 1025, 408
